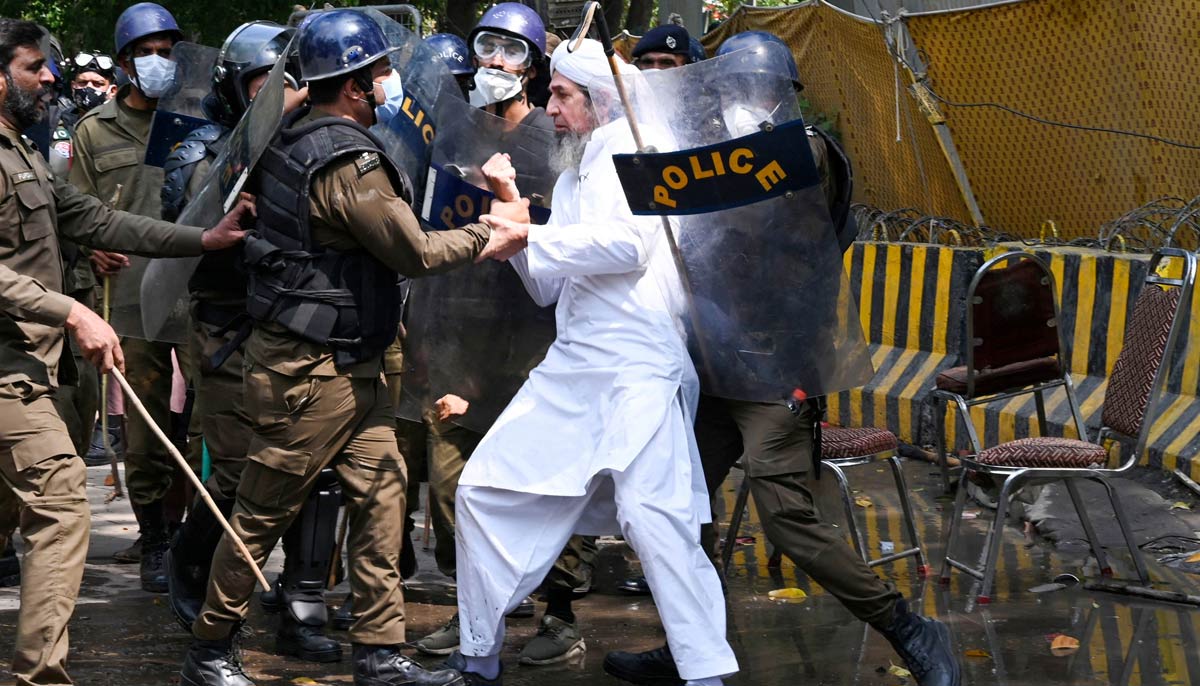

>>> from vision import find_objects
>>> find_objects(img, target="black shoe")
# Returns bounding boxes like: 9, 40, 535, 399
505, 596, 535, 619
603, 645, 683, 686
401, 530, 418, 580
0, 544, 18, 588
85, 419, 124, 466
617, 576, 651, 596
276, 613, 342, 663
332, 599, 356, 631
180, 636, 255, 686
353, 644, 465, 686
260, 577, 283, 614
877, 598, 961, 686
166, 548, 204, 631
141, 535, 169, 594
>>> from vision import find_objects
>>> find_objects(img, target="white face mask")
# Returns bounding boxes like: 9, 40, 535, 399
373, 69, 405, 126
722, 103, 774, 138
468, 67, 523, 109
132, 54, 175, 99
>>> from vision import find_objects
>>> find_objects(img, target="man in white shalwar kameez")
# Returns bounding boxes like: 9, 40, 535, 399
446, 39, 738, 686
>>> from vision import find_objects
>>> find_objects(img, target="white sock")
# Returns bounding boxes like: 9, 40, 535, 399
685, 679, 724, 686
464, 654, 501, 680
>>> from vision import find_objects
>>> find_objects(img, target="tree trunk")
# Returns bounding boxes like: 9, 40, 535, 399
443, 0, 483, 37
625, 0, 654, 34
603, 0, 627, 33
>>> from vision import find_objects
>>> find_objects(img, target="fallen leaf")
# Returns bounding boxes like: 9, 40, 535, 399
1185, 551, 1200, 563
1171, 502, 1192, 510
855, 496, 873, 508
291, 679, 319, 685
104, 474, 114, 486
964, 649, 991, 659
1050, 634, 1080, 655
887, 662, 912, 678
768, 588, 808, 603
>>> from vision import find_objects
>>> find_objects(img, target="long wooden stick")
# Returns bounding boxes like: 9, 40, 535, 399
110, 368, 271, 591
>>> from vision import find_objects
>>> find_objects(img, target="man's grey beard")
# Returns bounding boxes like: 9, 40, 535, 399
551, 130, 590, 171
3, 72, 47, 131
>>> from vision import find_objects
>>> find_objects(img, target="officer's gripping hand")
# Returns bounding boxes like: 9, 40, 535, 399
202, 193, 256, 251
89, 250, 131, 276
435, 394, 470, 422
66, 302, 125, 374
481, 152, 519, 202
477, 212, 530, 263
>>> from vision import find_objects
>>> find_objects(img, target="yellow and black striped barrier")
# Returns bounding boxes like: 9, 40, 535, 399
829, 242, 1200, 477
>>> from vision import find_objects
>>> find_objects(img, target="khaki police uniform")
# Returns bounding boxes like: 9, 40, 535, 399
69, 86, 178, 508
193, 109, 490, 646
0, 121, 206, 685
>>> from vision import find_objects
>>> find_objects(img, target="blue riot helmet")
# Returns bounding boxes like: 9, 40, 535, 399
716, 30, 802, 91
212, 22, 296, 124
114, 3, 182, 56
297, 9, 398, 83
689, 37, 707, 63
424, 33, 473, 76
469, 2, 547, 65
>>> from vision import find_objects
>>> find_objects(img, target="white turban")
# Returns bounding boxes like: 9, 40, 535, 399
549, 37, 638, 91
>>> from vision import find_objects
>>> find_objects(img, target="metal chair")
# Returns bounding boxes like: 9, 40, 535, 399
939, 248, 1197, 603
930, 251, 1089, 493
720, 425, 926, 577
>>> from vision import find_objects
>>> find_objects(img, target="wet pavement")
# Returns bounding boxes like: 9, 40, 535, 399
3, 459, 1200, 685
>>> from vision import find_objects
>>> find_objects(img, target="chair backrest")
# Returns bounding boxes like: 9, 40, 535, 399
1101, 248, 1197, 462
965, 252, 1065, 395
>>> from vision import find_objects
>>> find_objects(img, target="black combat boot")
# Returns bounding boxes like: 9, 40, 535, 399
353, 644, 465, 686
332, 598, 356, 631
140, 500, 170, 593
259, 576, 283, 614
276, 594, 342, 663
602, 644, 682, 686
167, 497, 234, 630
876, 597, 961, 686
180, 635, 255, 686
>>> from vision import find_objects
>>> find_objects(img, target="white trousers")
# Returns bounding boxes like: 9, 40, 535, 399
455, 411, 738, 681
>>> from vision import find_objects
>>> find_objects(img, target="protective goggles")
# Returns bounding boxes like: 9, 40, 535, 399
73, 52, 114, 73
472, 31, 531, 67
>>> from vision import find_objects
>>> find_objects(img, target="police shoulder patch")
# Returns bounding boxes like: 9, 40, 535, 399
355, 151, 381, 177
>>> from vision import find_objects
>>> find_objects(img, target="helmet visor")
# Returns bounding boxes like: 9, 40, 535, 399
472, 30, 530, 68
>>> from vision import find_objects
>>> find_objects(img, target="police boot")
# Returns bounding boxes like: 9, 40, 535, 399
602, 645, 682, 686
259, 576, 283, 614
876, 597, 961, 686
332, 598, 356, 631
167, 497, 234, 630
353, 644, 464, 686
276, 590, 342, 663
140, 500, 170, 593
114, 501, 145, 564
180, 634, 255, 686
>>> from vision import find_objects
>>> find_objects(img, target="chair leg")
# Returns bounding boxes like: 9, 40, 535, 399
827, 461, 869, 562
887, 454, 928, 574
939, 470, 972, 584
954, 395, 985, 457
1094, 477, 1151, 583
934, 395, 951, 494
977, 472, 1022, 603
720, 474, 753, 579
1034, 389, 1049, 437
1063, 478, 1112, 575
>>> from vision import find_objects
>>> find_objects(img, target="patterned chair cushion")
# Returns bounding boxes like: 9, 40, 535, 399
975, 437, 1107, 469
821, 426, 898, 459
1101, 285, 1181, 438
935, 356, 1060, 397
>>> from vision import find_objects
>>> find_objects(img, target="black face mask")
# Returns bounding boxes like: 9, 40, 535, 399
72, 86, 107, 113
3, 71, 47, 130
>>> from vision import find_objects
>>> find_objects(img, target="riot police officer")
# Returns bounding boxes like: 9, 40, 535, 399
424, 33, 475, 98
179, 10, 522, 685
466, 2, 548, 126
161, 21, 343, 664
69, 1, 187, 592
603, 31, 960, 686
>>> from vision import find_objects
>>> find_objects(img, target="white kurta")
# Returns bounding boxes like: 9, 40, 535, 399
454, 120, 738, 681
457, 120, 707, 533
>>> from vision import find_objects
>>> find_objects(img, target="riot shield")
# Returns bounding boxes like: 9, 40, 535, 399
400, 93, 559, 432
593, 46, 873, 400
373, 37, 462, 210
134, 46, 294, 344
145, 43, 220, 167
